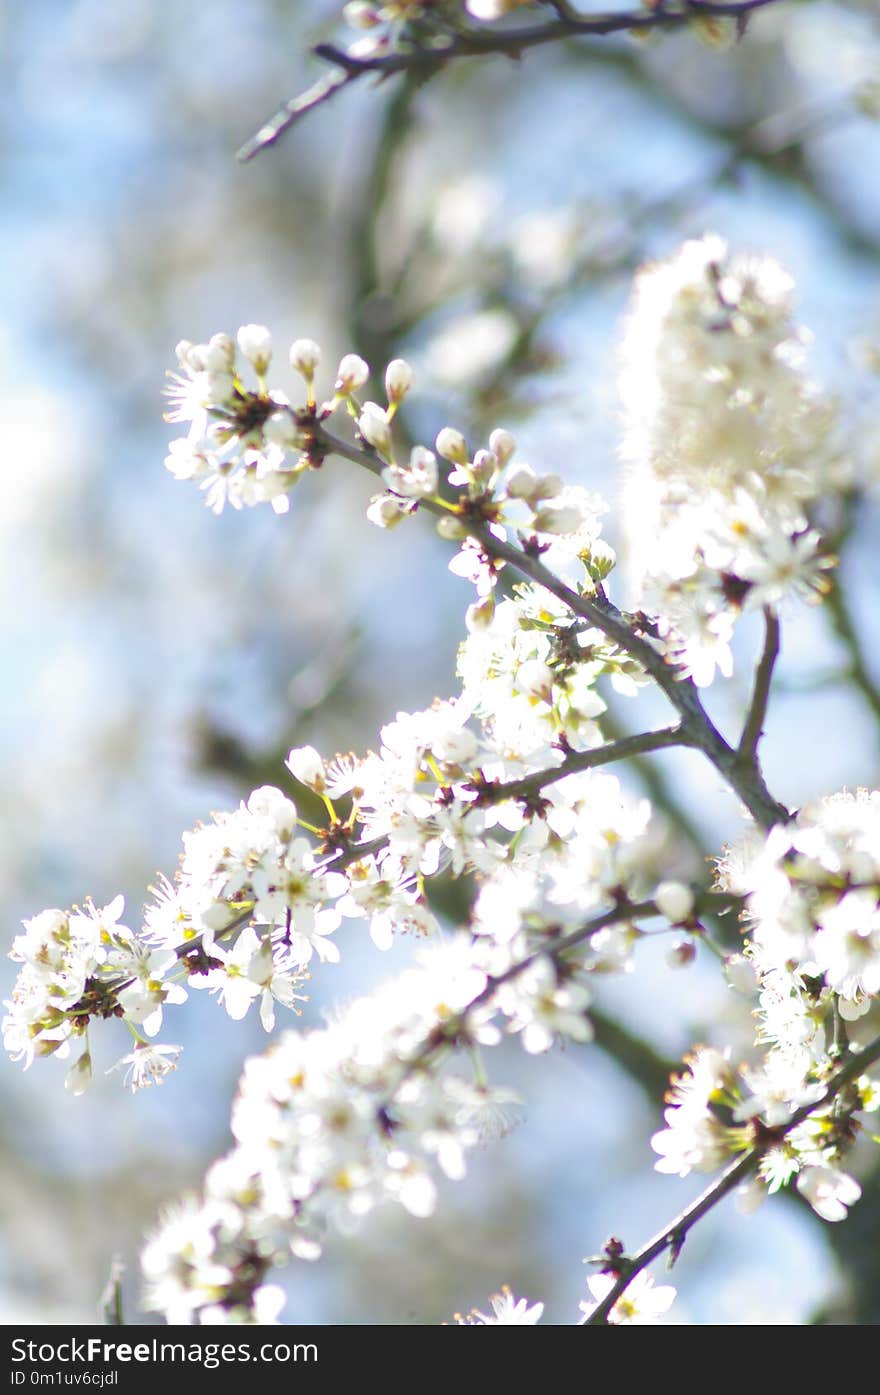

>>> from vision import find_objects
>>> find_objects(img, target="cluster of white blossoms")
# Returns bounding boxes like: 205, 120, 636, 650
127, 699, 680, 1321
16, 235, 880, 1325
140, 924, 601, 1323
4, 547, 658, 1103
164, 328, 329, 515
620, 235, 840, 686
2, 787, 331, 1092
2, 895, 187, 1095
651, 788, 880, 1223
140, 884, 693, 1324
4, 486, 662, 1115
164, 324, 610, 633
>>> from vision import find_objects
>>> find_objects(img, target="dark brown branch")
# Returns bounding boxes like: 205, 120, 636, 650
237, 0, 785, 161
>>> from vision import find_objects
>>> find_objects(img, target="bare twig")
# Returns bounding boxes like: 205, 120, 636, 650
238, 0, 785, 161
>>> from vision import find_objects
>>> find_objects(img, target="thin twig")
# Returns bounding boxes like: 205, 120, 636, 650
237, 0, 785, 160
582, 1027, 880, 1324
738, 606, 780, 761
471, 725, 690, 803
237, 67, 353, 161
114, 727, 696, 987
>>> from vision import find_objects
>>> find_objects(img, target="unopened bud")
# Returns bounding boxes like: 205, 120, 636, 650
655, 881, 695, 923
358, 402, 393, 456
584, 539, 617, 581
285, 745, 326, 793
335, 353, 370, 395
237, 324, 272, 374
436, 515, 467, 541
489, 428, 516, 467
505, 465, 538, 500
65, 1050, 93, 1096
466, 594, 496, 632
385, 358, 414, 405
471, 449, 498, 487
290, 338, 321, 379
436, 427, 468, 465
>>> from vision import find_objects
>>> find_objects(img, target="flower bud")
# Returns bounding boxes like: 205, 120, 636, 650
530, 473, 565, 502
246, 786, 298, 840
65, 1050, 92, 1096
335, 353, 370, 395
358, 402, 393, 457
290, 338, 321, 379
506, 466, 538, 500
466, 594, 496, 632
385, 358, 414, 405
655, 881, 695, 924
471, 449, 498, 488
436, 514, 467, 540
204, 333, 235, 373
584, 538, 617, 581
204, 370, 235, 405
285, 745, 326, 794
436, 427, 468, 465
237, 324, 272, 374
383, 445, 438, 498
489, 427, 516, 467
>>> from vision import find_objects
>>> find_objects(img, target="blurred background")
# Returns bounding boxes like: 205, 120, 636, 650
3, 0, 880, 1324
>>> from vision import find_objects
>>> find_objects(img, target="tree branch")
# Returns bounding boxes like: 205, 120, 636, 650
237, 0, 786, 161
582, 1027, 880, 1324
469, 725, 690, 804
310, 420, 790, 829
